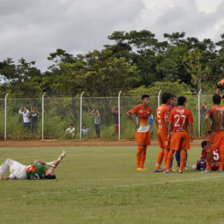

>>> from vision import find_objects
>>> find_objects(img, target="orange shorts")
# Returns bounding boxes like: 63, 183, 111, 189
136, 131, 151, 146
158, 131, 169, 150
208, 131, 224, 152
170, 132, 190, 151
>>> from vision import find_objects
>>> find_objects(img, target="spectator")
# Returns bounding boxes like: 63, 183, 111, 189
90, 109, 101, 138
65, 124, 75, 138
19, 107, 30, 129
112, 106, 122, 133
81, 124, 89, 137
30, 106, 39, 132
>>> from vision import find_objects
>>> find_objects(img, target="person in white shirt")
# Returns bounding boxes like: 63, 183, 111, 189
18, 107, 30, 129
65, 124, 75, 138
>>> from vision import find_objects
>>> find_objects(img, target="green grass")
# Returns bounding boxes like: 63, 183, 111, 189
0, 145, 224, 224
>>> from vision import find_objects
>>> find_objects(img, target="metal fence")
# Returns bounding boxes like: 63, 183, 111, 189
1, 91, 213, 140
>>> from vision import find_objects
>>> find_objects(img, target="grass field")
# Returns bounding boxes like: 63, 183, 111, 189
0, 145, 224, 224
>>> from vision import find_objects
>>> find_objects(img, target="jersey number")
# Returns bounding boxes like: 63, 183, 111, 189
174, 114, 186, 127
213, 151, 219, 161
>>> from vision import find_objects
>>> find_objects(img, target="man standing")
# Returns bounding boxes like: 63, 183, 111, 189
166, 96, 194, 173
205, 94, 224, 172
154, 93, 171, 172
90, 109, 101, 138
112, 106, 121, 134
30, 106, 39, 132
19, 107, 30, 129
127, 95, 151, 171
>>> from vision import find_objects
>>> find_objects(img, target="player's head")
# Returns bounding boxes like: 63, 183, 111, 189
178, 96, 187, 106
45, 174, 56, 179
33, 106, 36, 111
70, 124, 73, 128
170, 95, 177, 107
212, 94, 221, 105
142, 95, 150, 106
201, 140, 208, 148
162, 92, 172, 104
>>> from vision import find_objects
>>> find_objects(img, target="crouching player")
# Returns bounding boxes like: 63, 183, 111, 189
127, 95, 152, 171
193, 141, 220, 171
0, 150, 66, 180
166, 96, 194, 173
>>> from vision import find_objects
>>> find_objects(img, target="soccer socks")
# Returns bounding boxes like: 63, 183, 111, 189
164, 150, 169, 167
57, 150, 66, 162
218, 151, 224, 171
166, 151, 174, 171
155, 150, 164, 169
0, 159, 11, 175
139, 146, 147, 168
179, 150, 187, 171
46, 161, 54, 166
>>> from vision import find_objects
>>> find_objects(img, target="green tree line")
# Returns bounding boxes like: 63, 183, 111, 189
1, 30, 224, 97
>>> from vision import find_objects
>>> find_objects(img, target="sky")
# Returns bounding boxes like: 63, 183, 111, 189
0, 0, 224, 70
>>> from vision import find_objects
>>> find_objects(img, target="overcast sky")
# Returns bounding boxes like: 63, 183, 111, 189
0, 0, 224, 70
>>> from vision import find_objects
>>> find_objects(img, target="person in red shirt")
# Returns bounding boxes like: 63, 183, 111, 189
192, 140, 220, 171
154, 92, 171, 172
127, 95, 152, 171
166, 96, 194, 173
205, 94, 224, 172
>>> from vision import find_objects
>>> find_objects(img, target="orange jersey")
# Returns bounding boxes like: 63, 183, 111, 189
206, 105, 224, 132
169, 107, 193, 133
130, 104, 151, 133
156, 104, 170, 134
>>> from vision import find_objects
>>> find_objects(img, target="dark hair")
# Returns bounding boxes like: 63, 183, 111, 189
171, 94, 177, 99
45, 174, 56, 179
178, 96, 187, 106
142, 95, 150, 100
212, 94, 221, 105
201, 140, 208, 148
162, 93, 172, 104
70, 124, 73, 126
222, 95, 224, 99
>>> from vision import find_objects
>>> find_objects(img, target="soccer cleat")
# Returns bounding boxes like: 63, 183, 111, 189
218, 170, 223, 173
204, 169, 211, 173
58, 150, 66, 161
164, 170, 170, 173
136, 167, 147, 171
178, 170, 183, 173
154, 168, 163, 172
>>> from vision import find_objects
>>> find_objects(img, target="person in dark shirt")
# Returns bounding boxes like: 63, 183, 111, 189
30, 106, 39, 132
112, 106, 122, 133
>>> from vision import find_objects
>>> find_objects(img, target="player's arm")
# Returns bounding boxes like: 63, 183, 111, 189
168, 121, 173, 140
89, 109, 95, 115
216, 79, 224, 95
205, 112, 213, 133
189, 124, 195, 141
127, 110, 137, 128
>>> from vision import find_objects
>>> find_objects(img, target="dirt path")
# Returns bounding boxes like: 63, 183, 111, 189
0, 139, 205, 148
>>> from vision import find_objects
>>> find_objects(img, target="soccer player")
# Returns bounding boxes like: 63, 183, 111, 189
127, 95, 152, 171
192, 140, 220, 171
0, 150, 66, 180
166, 96, 194, 173
205, 94, 224, 172
154, 92, 171, 172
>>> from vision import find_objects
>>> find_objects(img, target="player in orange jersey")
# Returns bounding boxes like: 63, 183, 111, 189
204, 94, 224, 172
166, 96, 194, 173
154, 92, 172, 172
127, 95, 152, 171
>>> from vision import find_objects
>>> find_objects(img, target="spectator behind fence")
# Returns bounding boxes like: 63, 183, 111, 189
90, 109, 101, 138
65, 124, 75, 138
112, 106, 122, 133
30, 106, 39, 132
19, 107, 30, 129
81, 124, 89, 137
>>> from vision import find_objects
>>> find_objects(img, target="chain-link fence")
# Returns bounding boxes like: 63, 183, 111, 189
1, 93, 215, 140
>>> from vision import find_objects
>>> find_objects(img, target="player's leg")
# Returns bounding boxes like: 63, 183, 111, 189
175, 150, 181, 168
0, 159, 12, 176
165, 150, 174, 172
179, 150, 187, 173
136, 146, 144, 170
155, 132, 164, 171
139, 145, 147, 169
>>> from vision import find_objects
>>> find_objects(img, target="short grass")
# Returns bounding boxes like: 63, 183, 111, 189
0, 145, 224, 224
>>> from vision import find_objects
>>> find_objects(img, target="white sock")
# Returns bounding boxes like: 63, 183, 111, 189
57, 151, 66, 161
46, 161, 54, 166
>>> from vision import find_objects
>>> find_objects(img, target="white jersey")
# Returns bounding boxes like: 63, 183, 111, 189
9, 160, 27, 179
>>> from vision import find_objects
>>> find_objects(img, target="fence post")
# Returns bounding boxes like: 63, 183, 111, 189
118, 91, 122, 140
198, 89, 202, 137
4, 93, 9, 140
80, 92, 85, 140
158, 90, 162, 107
42, 92, 46, 140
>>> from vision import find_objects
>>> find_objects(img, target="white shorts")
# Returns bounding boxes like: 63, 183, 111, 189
9, 160, 27, 180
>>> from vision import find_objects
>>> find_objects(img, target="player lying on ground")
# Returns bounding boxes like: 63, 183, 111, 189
192, 141, 220, 171
166, 96, 194, 173
0, 150, 66, 180
127, 95, 152, 171
205, 94, 224, 172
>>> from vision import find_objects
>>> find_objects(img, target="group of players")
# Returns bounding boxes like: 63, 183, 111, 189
127, 79, 224, 173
